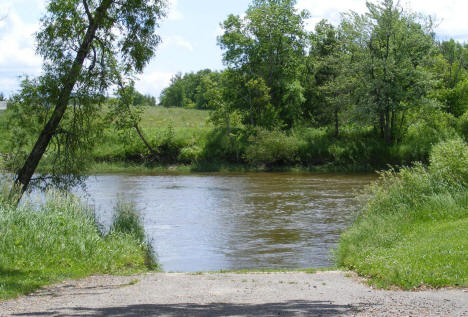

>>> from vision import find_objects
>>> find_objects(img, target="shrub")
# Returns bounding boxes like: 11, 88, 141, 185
202, 127, 247, 163
244, 128, 301, 166
429, 138, 468, 187
458, 111, 468, 141
178, 145, 203, 164
400, 108, 458, 163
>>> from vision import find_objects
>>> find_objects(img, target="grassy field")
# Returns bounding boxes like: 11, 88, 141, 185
139, 106, 211, 130
91, 107, 211, 164
336, 139, 468, 289
0, 189, 157, 300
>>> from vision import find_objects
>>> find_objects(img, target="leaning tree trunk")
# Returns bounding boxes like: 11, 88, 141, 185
134, 123, 159, 159
13, 0, 113, 201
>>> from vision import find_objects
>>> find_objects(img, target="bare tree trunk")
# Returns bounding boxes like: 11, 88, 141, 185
13, 0, 113, 201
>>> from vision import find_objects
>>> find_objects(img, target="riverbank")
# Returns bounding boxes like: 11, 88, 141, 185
337, 139, 468, 289
0, 191, 156, 300
1, 271, 467, 316
87, 160, 377, 175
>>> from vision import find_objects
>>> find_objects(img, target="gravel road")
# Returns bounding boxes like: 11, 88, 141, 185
1, 271, 467, 316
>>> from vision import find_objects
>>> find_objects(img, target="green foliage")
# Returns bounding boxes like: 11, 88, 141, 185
398, 105, 458, 163
244, 129, 302, 166
218, 0, 309, 127
337, 139, 468, 289
9, 0, 167, 194
0, 190, 156, 300
107, 84, 144, 131
429, 40, 468, 117
159, 70, 222, 109
110, 200, 146, 243
430, 138, 468, 186
342, 0, 435, 143
4, 78, 102, 190
458, 111, 468, 141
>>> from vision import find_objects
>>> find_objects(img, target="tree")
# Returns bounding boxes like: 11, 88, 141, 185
159, 73, 185, 108
158, 69, 222, 109
218, 0, 309, 128
309, 20, 354, 137
12, 0, 166, 199
343, 0, 434, 143
430, 40, 468, 116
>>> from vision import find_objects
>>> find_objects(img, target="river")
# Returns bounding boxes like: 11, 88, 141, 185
76, 172, 375, 272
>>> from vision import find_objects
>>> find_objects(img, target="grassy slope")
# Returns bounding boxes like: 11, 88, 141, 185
139, 106, 211, 130
337, 139, 468, 289
91, 107, 211, 163
0, 192, 155, 300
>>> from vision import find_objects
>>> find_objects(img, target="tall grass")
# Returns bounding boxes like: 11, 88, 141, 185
0, 189, 158, 300
110, 200, 159, 269
336, 138, 468, 289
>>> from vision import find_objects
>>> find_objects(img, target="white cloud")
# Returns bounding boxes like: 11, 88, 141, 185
135, 71, 174, 98
162, 35, 194, 51
296, 0, 366, 30
0, 8, 42, 94
0, 77, 23, 97
402, 0, 468, 40
167, 0, 183, 21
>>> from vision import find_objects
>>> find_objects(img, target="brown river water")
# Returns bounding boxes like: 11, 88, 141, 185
79, 172, 376, 272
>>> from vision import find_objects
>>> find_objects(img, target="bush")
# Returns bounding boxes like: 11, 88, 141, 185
429, 138, 468, 187
244, 128, 301, 166
458, 111, 468, 141
178, 145, 203, 164
400, 108, 458, 164
202, 127, 247, 163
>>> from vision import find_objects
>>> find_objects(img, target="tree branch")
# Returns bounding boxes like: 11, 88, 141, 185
88, 45, 97, 72
83, 0, 93, 23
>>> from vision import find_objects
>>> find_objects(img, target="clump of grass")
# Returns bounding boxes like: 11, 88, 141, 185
110, 200, 159, 270
110, 200, 146, 243
0, 190, 158, 300
336, 138, 468, 289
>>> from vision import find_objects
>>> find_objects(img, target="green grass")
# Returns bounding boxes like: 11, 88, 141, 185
0, 190, 158, 300
139, 107, 211, 130
336, 139, 468, 289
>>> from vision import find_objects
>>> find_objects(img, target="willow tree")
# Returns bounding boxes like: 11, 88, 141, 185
12, 0, 166, 198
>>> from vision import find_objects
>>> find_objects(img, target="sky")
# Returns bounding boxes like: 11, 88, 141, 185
0, 0, 467, 100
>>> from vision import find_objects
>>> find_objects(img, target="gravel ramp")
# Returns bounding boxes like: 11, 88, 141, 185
0, 271, 467, 316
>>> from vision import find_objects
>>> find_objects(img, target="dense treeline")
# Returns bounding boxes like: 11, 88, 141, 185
154, 0, 467, 166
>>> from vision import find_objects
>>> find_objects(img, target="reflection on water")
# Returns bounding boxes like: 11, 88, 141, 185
80, 173, 375, 272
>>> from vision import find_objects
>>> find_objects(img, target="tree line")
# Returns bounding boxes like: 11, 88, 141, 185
159, 0, 467, 142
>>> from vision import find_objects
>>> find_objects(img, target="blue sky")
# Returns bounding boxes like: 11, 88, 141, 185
1, 0, 467, 99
